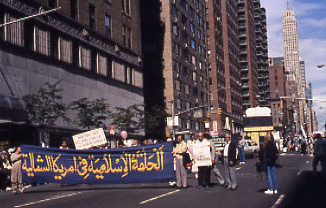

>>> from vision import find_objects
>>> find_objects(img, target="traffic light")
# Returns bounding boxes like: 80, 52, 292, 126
217, 107, 222, 115
280, 99, 283, 109
207, 112, 210, 118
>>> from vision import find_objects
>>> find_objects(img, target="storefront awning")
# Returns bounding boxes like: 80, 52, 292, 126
0, 95, 28, 124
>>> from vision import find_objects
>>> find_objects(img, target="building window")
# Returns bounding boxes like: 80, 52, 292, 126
3, 13, 24, 47
97, 53, 108, 76
122, 25, 132, 48
190, 23, 194, 33
89, 4, 96, 29
191, 39, 196, 49
79, 45, 91, 70
171, 5, 178, 18
49, 0, 57, 8
132, 69, 143, 88
33, 26, 50, 56
189, 7, 194, 18
176, 80, 181, 91
71, 0, 78, 20
112, 61, 125, 82
122, 0, 131, 15
105, 15, 111, 38
197, 29, 201, 39
58, 37, 73, 64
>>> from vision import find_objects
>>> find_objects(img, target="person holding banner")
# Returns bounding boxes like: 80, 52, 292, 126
11, 145, 23, 194
223, 134, 237, 190
172, 135, 188, 189
196, 132, 212, 189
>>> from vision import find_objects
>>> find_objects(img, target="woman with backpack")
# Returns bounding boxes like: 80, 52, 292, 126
259, 134, 279, 195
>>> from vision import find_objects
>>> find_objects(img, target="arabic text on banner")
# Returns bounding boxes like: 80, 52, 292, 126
21, 143, 174, 184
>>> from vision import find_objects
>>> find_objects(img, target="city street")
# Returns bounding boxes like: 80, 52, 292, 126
1, 153, 323, 208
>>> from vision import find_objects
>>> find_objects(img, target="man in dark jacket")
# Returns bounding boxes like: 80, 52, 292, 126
223, 134, 237, 190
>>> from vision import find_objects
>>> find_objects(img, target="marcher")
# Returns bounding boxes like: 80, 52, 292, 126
300, 137, 307, 154
131, 139, 140, 147
210, 136, 225, 186
197, 132, 211, 189
312, 133, 326, 177
172, 135, 188, 188
11, 146, 23, 194
238, 136, 246, 165
259, 134, 279, 195
223, 134, 237, 190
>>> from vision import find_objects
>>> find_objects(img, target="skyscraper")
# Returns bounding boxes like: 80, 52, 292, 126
237, 0, 259, 111
254, 1, 270, 107
282, 9, 304, 134
142, 0, 209, 136
207, 0, 243, 134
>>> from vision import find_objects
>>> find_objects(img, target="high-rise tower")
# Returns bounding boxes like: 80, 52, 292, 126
282, 9, 304, 134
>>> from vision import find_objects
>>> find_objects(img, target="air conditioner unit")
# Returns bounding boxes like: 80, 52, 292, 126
176, 73, 180, 78
195, 98, 199, 102
207, 50, 211, 55
192, 33, 195, 37
184, 43, 188, 48
183, 26, 186, 30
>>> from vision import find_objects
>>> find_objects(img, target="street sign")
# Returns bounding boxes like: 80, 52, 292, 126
213, 121, 218, 131
167, 116, 179, 127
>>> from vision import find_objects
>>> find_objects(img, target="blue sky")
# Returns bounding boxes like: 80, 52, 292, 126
260, 0, 326, 130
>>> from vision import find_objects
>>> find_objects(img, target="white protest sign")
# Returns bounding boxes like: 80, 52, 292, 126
193, 140, 212, 167
72, 128, 107, 150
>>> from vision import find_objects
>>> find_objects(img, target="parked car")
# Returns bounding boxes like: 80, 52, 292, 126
244, 140, 259, 158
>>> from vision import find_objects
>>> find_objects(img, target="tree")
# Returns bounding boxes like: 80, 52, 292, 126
145, 105, 170, 139
111, 104, 145, 134
70, 98, 110, 130
22, 81, 69, 144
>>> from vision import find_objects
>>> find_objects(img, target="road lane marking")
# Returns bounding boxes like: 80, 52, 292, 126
306, 161, 310, 163
139, 190, 180, 205
297, 170, 302, 176
14, 192, 82, 207
271, 194, 285, 208
235, 167, 241, 170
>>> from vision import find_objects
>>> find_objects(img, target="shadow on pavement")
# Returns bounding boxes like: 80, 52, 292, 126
279, 171, 326, 208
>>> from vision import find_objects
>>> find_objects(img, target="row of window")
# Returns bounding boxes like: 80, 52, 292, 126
1, 13, 142, 88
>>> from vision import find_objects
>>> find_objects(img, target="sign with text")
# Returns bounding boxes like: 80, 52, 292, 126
21, 143, 174, 184
72, 128, 107, 150
193, 141, 212, 167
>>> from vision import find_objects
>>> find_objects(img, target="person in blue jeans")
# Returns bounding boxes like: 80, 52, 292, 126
259, 134, 279, 195
238, 136, 246, 165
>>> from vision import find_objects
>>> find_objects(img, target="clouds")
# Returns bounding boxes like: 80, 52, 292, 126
260, 0, 326, 130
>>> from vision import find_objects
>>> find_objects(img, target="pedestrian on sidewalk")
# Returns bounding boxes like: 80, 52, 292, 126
312, 133, 326, 177
259, 134, 279, 195
223, 134, 237, 190
11, 145, 23, 194
172, 135, 188, 189
238, 136, 246, 165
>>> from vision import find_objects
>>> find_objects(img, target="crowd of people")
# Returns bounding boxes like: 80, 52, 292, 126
2, 131, 326, 196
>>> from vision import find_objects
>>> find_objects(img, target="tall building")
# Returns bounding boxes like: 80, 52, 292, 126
206, 0, 242, 135
300, 60, 306, 91
254, 1, 270, 107
142, 0, 209, 136
269, 63, 287, 128
283, 9, 305, 135
221, 0, 243, 133
0, 0, 143, 146
237, 0, 259, 111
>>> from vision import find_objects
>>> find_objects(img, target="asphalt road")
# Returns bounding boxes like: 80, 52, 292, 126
1, 153, 323, 208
